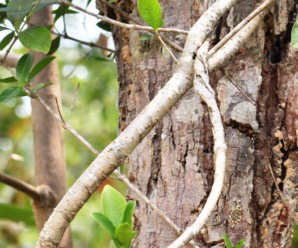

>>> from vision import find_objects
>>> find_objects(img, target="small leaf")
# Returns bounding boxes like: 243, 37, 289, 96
138, 0, 163, 31
96, 21, 112, 32
0, 31, 14, 50
53, 5, 78, 22
19, 26, 51, 53
115, 223, 136, 246
92, 212, 116, 237
223, 235, 233, 248
139, 34, 152, 41
32, 82, 53, 92
0, 86, 25, 103
34, 1, 55, 13
0, 203, 35, 226
47, 36, 60, 55
101, 185, 127, 228
235, 239, 245, 248
0, 76, 17, 83
290, 16, 298, 48
28, 56, 55, 82
109, 0, 117, 3
122, 201, 136, 225
16, 53, 34, 84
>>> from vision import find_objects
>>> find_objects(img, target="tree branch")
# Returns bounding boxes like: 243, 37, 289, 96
0, 52, 20, 68
0, 172, 41, 201
36, 0, 242, 246
54, 0, 188, 35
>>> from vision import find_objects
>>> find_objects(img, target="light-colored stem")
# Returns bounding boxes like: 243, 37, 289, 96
167, 42, 227, 248
207, 0, 276, 58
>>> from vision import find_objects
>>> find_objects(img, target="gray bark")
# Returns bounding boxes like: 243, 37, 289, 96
108, 0, 298, 247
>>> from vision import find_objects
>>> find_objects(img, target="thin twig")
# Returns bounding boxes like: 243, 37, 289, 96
67, 83, 80, 122
168, 41, 227, 248
208, 0, 276, 58
55, 0, 188, 35
265, 160, 298, 223
0, 172, 41, 200
223, 70, 256, 105
55, 97, 65, 123
156, 33, 178, 62
97, 0, 184, 52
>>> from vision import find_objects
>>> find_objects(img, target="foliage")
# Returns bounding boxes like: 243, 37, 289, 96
291, 15, 298, 48
138, 0, 164, 31
93, 185, 136, 248
223, 234, 245, 248
0, 53, 54, 104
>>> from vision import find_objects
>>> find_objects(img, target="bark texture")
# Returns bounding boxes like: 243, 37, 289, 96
106, 0, 297, 247
30, 7, 72, 248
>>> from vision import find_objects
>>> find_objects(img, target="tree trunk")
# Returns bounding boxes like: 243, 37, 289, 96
30, 7, 72, 248
108, 0, 298, 247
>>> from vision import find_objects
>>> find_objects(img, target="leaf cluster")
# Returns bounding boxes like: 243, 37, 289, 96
93, 185, 136, 248
223, 234, 244, 248
0, 53, 54, 103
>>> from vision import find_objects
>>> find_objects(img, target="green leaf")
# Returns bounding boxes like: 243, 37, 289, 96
32, 82, 53, 92
0, 7, 20, 13
0, 203, 35, 226
96, 21, 112, 32
101, 185, 127, 227
235, 239, 245, 248
0, 31, 14, 50
34, 1, 56, 13
92, 212, 116, 237
19, 26, 52, 53
53, 4, 77, 22
47, 36, 60, 55
0, 25, 12, 32
223, 235, 233, 248
138, 0, 163, 31
0, 76, 17, 83
115, 223, 136, 246
28, 56, 55, 81
7, 0, 34, 29
122, 201, 136, 225
0, 86, 25, 103
290, 16, 298, 48
16, 53, 34, 84
109, 0, 117, 3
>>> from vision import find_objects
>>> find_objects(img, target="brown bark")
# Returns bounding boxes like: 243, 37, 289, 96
109, 0, 298, 247
30, 7, 72, 248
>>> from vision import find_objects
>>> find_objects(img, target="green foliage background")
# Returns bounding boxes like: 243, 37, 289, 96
0, 44, 121, 247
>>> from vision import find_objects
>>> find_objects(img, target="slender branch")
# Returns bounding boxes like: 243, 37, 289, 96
168, 41, 227, 248
156, 33, 178, 62
67, 83, 80, 122
265, 159, 298, 223
36, 0, 242, 246
97, 0, 183, 52
0, 52, 20, 68
208, 0, 276, 58
54, 0, 188, 35
223, 70, 256, 105
0, 172, 41, 200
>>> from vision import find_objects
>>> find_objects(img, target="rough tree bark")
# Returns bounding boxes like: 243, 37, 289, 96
108, 0, 298, 247
30, 7, 72, 248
